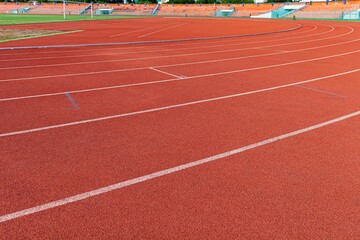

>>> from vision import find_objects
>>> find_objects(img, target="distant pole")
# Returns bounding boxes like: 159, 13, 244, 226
91, 3, 93, 19
63, 0, 66, 19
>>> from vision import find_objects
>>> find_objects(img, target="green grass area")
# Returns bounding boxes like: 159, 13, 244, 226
0, 14, 147, 25
0, 13, 357, 26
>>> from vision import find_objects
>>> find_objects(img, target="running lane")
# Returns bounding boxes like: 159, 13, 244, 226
1, 113, 360, 239
0, 18, 300, 47
1, 19, 360, 239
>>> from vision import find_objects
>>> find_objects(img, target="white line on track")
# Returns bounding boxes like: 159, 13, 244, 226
137, 23, 189, 39
0, 25, 324, 62
1, 23, 306, 53
109, 23, 175, 38
1, 108, 360, 223
1, 44, 359, 101
2, 34, 357, 84
0, 25, 318, 57
0, 25, 349, 71
149, 67, 183, 79
0, 68, 358, 137
0, 25, 322, 62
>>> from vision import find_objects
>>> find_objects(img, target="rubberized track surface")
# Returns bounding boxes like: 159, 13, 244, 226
1, 17, 360, 239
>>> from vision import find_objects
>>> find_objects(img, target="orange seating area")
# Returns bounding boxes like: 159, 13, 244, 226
289, 2, 359, 19
27, 3, 88, 15
157, 4, 218, 16
156, 4, 280, 17
111, 4, 157, 15
302, 2, 359, 11
1, 2, 358, 18
233, 3, 280, 11
0, 2, 27, 13
92, 4, 113, 11
231, 3, 281, 16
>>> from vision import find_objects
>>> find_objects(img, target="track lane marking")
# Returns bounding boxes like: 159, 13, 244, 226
109, 23, 175, 38
0, 69, 358, 137
0, 25, 346, 71
0, 25, 323, 62
1, 47, 359, 102
1, 33, 358, 84
0, 25, 318, 57
4, 20, 295, 51
1, 108, 360, 223
137, 23, 189, 39
149, 67, 183, 79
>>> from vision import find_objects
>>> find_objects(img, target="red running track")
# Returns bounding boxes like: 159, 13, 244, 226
0, 17, 360, 239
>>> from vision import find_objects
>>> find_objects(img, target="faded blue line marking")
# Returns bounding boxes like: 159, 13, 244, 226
65, 93, 80, 110
296, 85, 347, 98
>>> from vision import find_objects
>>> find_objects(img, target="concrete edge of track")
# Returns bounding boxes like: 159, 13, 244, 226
0, 24, 302, 51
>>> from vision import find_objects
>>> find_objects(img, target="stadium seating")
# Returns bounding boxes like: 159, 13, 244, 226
111, 4, 157, 16
231, 3, 281, 17
157, 4, 218, 17
302, 2, 358, 11
156, 4, 280, 17
1, 2, 358, 19
27, 3, 88, 15
290, 2, 359, 19
0, 2, 28, 14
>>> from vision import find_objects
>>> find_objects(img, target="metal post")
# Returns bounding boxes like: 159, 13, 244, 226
91, 3, 93, 19
63, 0, 66, 19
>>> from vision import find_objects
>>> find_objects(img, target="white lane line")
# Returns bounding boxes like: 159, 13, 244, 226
109, 23, 174, 38
4, 20, 296, 51
0, 69, 358, 137
0, 25, 318, 57
1, 31, 357, 85
137, 23, 188, 39
149, 67, 183, 79
1, 47, 359, 102
295, 85, 347, 98
0, 25, 344, 71
1, 109, 360, 223
0, 25, 322, 63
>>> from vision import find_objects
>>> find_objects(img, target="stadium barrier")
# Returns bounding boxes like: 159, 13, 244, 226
0, 2, 359, 20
